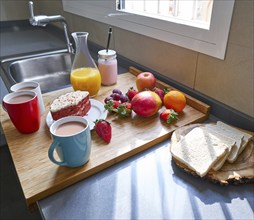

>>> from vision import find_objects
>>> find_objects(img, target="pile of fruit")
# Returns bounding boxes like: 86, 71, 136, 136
95, 71, 187, 143
104, 89, 133, 117
104, 71, 186, 121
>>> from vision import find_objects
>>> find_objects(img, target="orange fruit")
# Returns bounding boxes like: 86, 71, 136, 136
163, 90, 186, 112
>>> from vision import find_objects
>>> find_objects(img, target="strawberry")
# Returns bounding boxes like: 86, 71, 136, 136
126, 87, 138, 101
105, 100, 120, 111
160, 109, 178, 124
94, 119, 112, 143
112, 100, 121, 109
117, 103, 132, 117
125, 102, 132, 110
104, 101, 132, 117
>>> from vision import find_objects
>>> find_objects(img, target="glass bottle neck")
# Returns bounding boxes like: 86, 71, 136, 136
71, 32, 97, 70
72, 32, 89, 54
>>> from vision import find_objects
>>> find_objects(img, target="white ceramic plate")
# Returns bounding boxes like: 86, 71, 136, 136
46, 99, 107, 130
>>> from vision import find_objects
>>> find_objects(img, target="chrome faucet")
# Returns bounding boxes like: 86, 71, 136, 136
28, 1, 74, 53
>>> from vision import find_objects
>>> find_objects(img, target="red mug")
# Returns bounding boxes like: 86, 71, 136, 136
2, 91, 40, 133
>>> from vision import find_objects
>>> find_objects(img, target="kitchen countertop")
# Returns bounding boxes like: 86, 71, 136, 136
39, 116, 254, 220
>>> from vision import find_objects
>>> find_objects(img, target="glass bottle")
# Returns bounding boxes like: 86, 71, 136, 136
70, 32, 101, 97
98, 49, 118, 86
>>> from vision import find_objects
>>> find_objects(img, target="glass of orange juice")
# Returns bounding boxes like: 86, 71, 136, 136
70, 32, 101, 97
70, 67, 101, 97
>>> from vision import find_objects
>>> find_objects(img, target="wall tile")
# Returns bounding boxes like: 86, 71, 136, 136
71, 15, 114, 50
195, 43, 253, 117
228, 0, 253, 49
0, 1, 30, 21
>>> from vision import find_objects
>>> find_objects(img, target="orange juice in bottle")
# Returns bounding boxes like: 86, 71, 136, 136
70, 67, 101, 96
70, 32, 101, 97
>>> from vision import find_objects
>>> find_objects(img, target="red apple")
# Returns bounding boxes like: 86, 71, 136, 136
136, 72, 156, 92
131, 91, 162, 117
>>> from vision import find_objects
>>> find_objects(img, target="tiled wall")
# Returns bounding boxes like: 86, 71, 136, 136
195, 1, 253, 118
0, 0, 40, 21
1, 0, 253, 118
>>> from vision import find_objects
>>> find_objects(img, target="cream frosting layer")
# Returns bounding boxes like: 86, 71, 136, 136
50, 91, 89, 112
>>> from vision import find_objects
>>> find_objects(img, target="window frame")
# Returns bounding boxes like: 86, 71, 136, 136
62, 0, 235, 60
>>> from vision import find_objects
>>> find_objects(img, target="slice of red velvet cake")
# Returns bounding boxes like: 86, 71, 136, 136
50, 91, 91, 121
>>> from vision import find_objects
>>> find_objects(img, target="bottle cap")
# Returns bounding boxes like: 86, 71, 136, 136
98, 49, 116, 59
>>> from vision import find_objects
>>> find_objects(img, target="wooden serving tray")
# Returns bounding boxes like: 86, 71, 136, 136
171, 124, 254, 185
0, 67, 210, 208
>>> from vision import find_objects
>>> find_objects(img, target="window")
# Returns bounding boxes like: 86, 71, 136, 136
62, 0, 235, 59
118, 0, 213, 30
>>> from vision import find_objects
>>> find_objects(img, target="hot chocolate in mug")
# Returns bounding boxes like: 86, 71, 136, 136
48, 116, 91, 167
10, 81, 45, 115
2, 91, 40, 133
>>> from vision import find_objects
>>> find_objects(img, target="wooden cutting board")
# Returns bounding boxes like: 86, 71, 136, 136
0, 67, 210, 208
171, 124, 254, 185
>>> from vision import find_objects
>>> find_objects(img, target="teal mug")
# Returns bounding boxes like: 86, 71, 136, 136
48, 116, 91, 167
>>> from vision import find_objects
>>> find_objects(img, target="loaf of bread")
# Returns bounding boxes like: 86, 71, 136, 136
170, 122, 253, 184
170, 127, 229, 177
203, 125, 236, 171
216, 121, 252, 158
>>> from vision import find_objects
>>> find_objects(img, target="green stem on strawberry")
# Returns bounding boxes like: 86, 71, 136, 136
104, 100, 115, 112
167, 109, 178, 124
117, 104, 132, 117
163, 87, 170, 95
104, 101, 132, 117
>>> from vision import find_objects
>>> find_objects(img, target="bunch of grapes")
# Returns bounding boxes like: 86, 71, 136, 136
104, 89, 129, 104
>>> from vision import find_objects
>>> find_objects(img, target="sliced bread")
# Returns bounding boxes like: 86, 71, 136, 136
204, 125, 236, 171
170, 127, 229, 177
216, 121, 252, 162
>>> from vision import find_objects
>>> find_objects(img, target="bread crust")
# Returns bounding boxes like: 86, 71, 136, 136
170, 123, 254, 185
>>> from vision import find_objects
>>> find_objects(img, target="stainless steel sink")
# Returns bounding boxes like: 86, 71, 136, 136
1, 50, 73, 93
